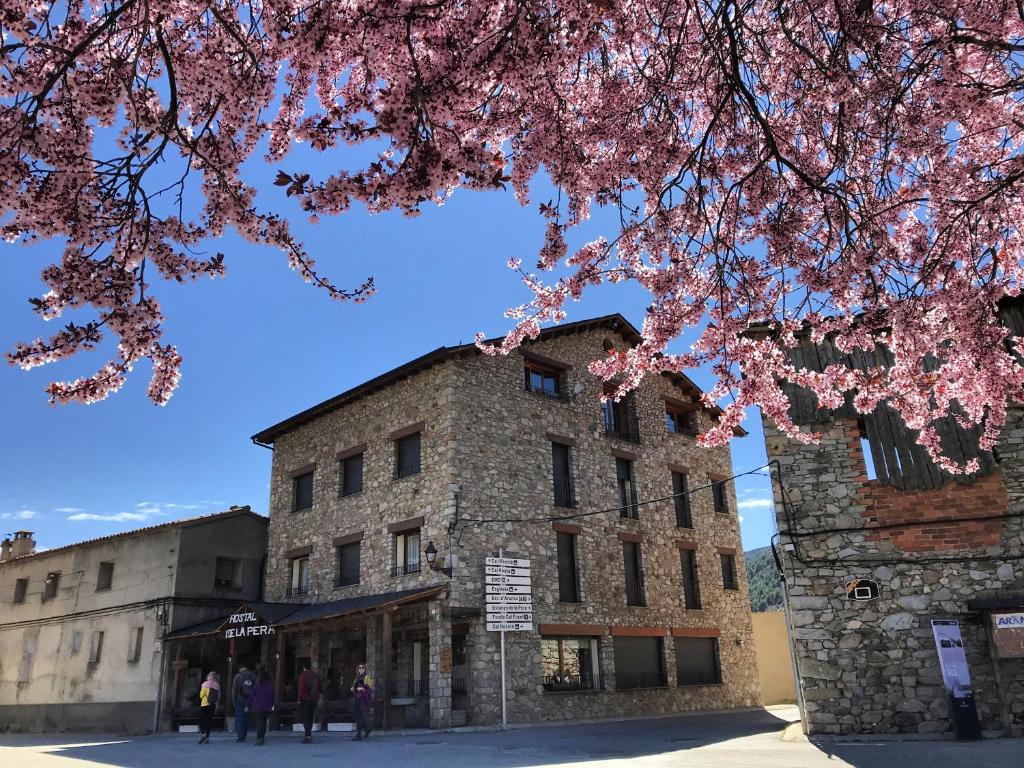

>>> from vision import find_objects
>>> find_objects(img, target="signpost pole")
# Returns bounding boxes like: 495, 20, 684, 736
498, 548, 507, 729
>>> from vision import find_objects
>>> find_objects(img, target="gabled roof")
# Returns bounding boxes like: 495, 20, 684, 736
0, 506, 265, 566
251, 313, 738, 443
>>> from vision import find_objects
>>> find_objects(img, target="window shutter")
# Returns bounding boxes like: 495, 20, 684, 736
556, 532, 579, 602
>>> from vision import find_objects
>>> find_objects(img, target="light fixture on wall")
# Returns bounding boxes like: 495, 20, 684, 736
424, 541, 452, 577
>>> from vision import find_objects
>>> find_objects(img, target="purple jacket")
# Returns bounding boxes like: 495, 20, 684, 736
248, 681, 275, 713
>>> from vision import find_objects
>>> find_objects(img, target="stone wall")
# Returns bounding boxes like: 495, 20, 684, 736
764, 412, 1024, 735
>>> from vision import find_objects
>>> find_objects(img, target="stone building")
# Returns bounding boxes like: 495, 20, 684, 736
0, 507, 267, 732
761, 331, 1024, 736
199, 313, 759, 728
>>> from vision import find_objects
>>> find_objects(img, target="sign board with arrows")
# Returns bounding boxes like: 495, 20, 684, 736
485, 556, 533, 633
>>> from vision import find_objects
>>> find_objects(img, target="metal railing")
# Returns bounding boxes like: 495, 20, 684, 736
334, 575, 359, 588
285, 584, 309, 597
390, 562, 422, 577
604, 411, 641, 443
619, 481, 639, 519
615, 671, 667, 690
542, 673, 603, 693
554, 477, 576, 508
390, 678, 429, 698
624, 571, 646, 607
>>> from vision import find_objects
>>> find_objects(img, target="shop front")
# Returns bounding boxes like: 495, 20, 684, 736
161, 585, 461, 731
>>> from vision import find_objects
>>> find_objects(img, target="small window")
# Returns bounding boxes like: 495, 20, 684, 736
42, 572, 60, 602
96, 561, 114, 592
681, 549, 702, 609
293, 470, 314, 512
336, 541, 361, 587
672, 472, 692, 528
215, 557, 240, 588
676, 637, 722, 685
13, 578, 28, 604
665, 405, 698, 437
392, 529, 421, 576
288, 555, 310, 596
340, 453, 364, 496
613, 636, 666, 690
616, 458, 638, 519
127, 627, 144, 663
712, 480, 728, 514
603, 388, 639, 442
556, 532, 579, 603
89, 630, 104, 664
394, 433, 421, 479
541, 636, 601, 691
70, 631, 82, 656
622, 541, 645, 607
720, 553, 739, 590
524, 362, 561, 398
552, 443, 575, 508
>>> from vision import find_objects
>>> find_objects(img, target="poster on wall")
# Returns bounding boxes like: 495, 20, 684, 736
930, 619, 974, 697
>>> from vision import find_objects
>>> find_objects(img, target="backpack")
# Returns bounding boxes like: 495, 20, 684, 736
207, 687, 220, 707
240, 674, 254, 699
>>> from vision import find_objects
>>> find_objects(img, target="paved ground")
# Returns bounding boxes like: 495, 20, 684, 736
1, 707, 1021, 768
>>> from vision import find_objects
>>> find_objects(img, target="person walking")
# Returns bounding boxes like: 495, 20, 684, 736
231, 662, 256, 743
197, 671, 220, 744
351, 663, 374, 741
297, 662, 322, 743
246, 669, 275, 746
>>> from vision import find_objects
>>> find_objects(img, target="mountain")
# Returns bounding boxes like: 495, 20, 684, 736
745, 546, 784, 612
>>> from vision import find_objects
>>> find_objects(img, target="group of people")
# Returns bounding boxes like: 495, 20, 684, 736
197, 661, 375, 745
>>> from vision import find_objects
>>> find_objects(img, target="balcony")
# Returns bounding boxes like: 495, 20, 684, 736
554, 477, 576, 509
285, 584, 308, 597
603, 400, 641, 443
542, 673, 604, 693
625, 571, 646, 607
390, 562, 422, 577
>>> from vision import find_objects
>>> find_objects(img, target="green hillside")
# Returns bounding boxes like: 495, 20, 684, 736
745, 546, 784, 612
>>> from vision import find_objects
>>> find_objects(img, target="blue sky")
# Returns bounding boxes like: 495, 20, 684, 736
0, 166, 777, 554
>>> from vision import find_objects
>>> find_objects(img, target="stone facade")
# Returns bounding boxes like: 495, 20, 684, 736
258, 315, 760, 727
763, 413, 1024, 736
0, 508, 267, 733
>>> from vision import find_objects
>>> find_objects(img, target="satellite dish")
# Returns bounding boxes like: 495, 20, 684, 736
573, 382, 585, 397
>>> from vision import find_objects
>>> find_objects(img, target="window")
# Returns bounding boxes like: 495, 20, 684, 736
552, 442, 575, 508
712, 480, 728, 514
336, 541, 361, 587
681, 549, 702, 610
42, 572, 60, 602
524, 361, 561, 398
96, 561, 114, 592
214, 557, 240, 588
89, 630, 104, 664
665, 405, 698, 437
541, 636, 601, 691
676, 637, 722, 685
293, 470, 314, 512
556, 532, 579, 603
393, 529, 421, 576
603, 389, 639, 442
13, 578, 28, 604
616, 458, 638, 519
672, 472, 692, 528
613, 636, 666, 690
127, 627, 144, 663
288, 555, 310, 596
622, 541, 645, 607
721, 553, 739, 590
340, 453, 364, 496
394, 433, 421, 479
18, 631, 37, 684
70, 631, 82, 656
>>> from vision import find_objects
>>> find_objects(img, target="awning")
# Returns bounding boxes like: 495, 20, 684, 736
165, 585, 447, 640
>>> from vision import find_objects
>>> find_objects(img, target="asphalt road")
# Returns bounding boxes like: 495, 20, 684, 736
1, 707, 1021, 768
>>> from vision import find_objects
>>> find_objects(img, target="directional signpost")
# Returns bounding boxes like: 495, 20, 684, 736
485, 553, 532, 727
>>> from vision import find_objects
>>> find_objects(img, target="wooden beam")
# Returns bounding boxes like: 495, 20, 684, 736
381, 610, 393, 730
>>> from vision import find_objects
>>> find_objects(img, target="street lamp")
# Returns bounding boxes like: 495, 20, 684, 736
424, 541, 452, 577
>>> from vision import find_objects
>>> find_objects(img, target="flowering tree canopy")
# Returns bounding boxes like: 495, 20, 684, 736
4, 0, 1024, 470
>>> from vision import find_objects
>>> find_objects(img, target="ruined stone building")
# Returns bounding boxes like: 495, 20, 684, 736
0, 507, 266, 732
762, 325, 1024, 736
165, 314, 759, 730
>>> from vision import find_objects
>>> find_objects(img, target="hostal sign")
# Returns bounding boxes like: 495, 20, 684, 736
224, 610, 275, 639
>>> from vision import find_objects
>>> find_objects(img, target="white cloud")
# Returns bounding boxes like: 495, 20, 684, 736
738, 515, 745, 523
736, 498, 774, 510
54, 506, 84, 514
1, 509, 37, 520
68, 512, 153, 522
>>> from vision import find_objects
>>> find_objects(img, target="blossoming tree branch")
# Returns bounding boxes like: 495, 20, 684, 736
3, 1, 1024, 471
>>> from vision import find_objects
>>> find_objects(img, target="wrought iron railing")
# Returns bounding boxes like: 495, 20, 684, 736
390, 562, 422, 577
625, 571, 646, 607
604, 404, 641, 443
542, 673, 603, 692
285, 584, 308, 597
390, 678, 429, 698
554, 477, 576, 508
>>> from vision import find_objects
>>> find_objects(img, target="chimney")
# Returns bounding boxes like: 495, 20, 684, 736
0, 538, 11, 562
10, 531, 36, 559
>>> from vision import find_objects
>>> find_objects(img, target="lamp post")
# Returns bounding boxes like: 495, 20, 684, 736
424, 541, 452, 577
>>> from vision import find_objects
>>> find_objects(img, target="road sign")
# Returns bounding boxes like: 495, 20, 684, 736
485, 565, 532, 577
485, 574, 531, 585
485, 561, 532, 573
484, 583, 532, 595
487, 621, 532, 632
486, 593, 532, 604
486, 611, 533, 622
